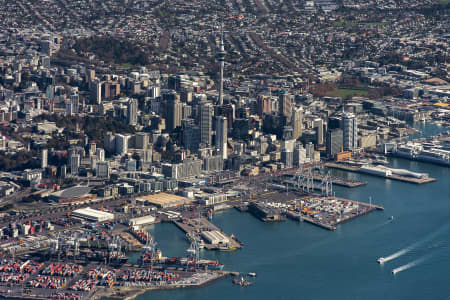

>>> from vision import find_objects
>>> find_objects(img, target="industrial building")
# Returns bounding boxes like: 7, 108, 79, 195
135, 192, 193, 208
201, 230, 230, 245
71, 207, 115, 222
129, 215, 156, 227
49, 185, 94, 203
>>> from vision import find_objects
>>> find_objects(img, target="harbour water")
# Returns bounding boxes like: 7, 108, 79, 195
118, 122, 450, 300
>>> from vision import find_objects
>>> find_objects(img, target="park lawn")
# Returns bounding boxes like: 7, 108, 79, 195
331, 88, 369, 98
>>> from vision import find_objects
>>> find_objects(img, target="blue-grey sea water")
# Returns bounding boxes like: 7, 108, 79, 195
131, 123, 450, 300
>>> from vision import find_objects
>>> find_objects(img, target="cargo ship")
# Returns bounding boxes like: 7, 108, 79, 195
130, 227, 152, 244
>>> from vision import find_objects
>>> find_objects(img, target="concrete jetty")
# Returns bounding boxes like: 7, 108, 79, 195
325, 162, 437, 184
173, 218, 242, 250
284, 195, 384, 231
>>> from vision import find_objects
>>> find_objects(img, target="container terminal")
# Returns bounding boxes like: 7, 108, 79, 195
0, 165, 389, 299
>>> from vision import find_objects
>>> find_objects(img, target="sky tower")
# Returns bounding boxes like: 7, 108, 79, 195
217, 23, 226, 106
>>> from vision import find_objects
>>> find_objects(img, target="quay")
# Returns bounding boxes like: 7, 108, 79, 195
325, 162, 437, 184
173, 218, 242, 251
116, 231, 143, 250
0, 258, 231, 300
311, 173, 367, 188
247, 201, 285, 222
283, 195, 384, 231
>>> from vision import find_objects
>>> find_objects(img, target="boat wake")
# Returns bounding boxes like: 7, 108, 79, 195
379, 248, 410, 264
378, 222, 450, 264
372, 219, 394, 230
392, 255, 429, 275
391, 230, 450, 275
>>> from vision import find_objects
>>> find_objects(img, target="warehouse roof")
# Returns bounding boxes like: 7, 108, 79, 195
72, 207, 114, 221
136, 192, 193, 208
51, 185, 92, 199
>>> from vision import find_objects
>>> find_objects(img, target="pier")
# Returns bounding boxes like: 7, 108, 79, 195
116, 232, 143, 250
312, 173, 367, 188
283, 194, 384, 231
325, 162, 437, 184
173, 218, 242, 251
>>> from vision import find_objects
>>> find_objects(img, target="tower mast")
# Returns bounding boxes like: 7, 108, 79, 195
217, 22, 225, 106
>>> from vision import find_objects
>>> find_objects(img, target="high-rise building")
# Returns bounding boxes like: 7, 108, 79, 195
182, 119, 201, 152
257, 95, 271, 117
115, 134, 129, 155
88, 143, 96, 157
127, 98, 138, 125
293, 144, 306, 166
292, 106, 303, 140
0, 136, 6, 151
341, 113, 358, 151
219, 104, 235, 129
215, 116, 228, 159
326, 129, 343, 158
96, 148, 105, 161
96, 161, 110, 178
305, 142, 315, 161
182, 103, 192, 119
126, 159, 137, 172
135, 132, 149, 150
167, 95, 182, 130
104, 132, 116, 153
70, 154, 80, 175
203, 155, 224, 172
67, 94, 79, 115
92, 80, 102, 104
281, 149, 293, 168
41, 149, 48, 169
313, 118, 324, 145
200, 102, 213, 146
87, 69, 95, 81
141, 148, 153, 163
279, 92, 292, 119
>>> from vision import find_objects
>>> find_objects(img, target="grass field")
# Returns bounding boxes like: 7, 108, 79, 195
121, 63, 134, 68
330, 88, 369, 98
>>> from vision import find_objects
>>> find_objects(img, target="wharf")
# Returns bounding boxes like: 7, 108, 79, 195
312, 174, 367, 188
247, 202, 285, 222
90, 271, 227, 300
285, 196, 384, 231
325, 163, 437, 184
116, 231, 143, 250
284, 210, 336, 230
234, 204, 248, 212
0, 260, 229, 300
173, 218, 242, 251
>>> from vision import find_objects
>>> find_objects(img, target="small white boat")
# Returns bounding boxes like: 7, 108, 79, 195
392, 269, 399, 275
377, 257, 386, 264
248, 272, 257, 277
